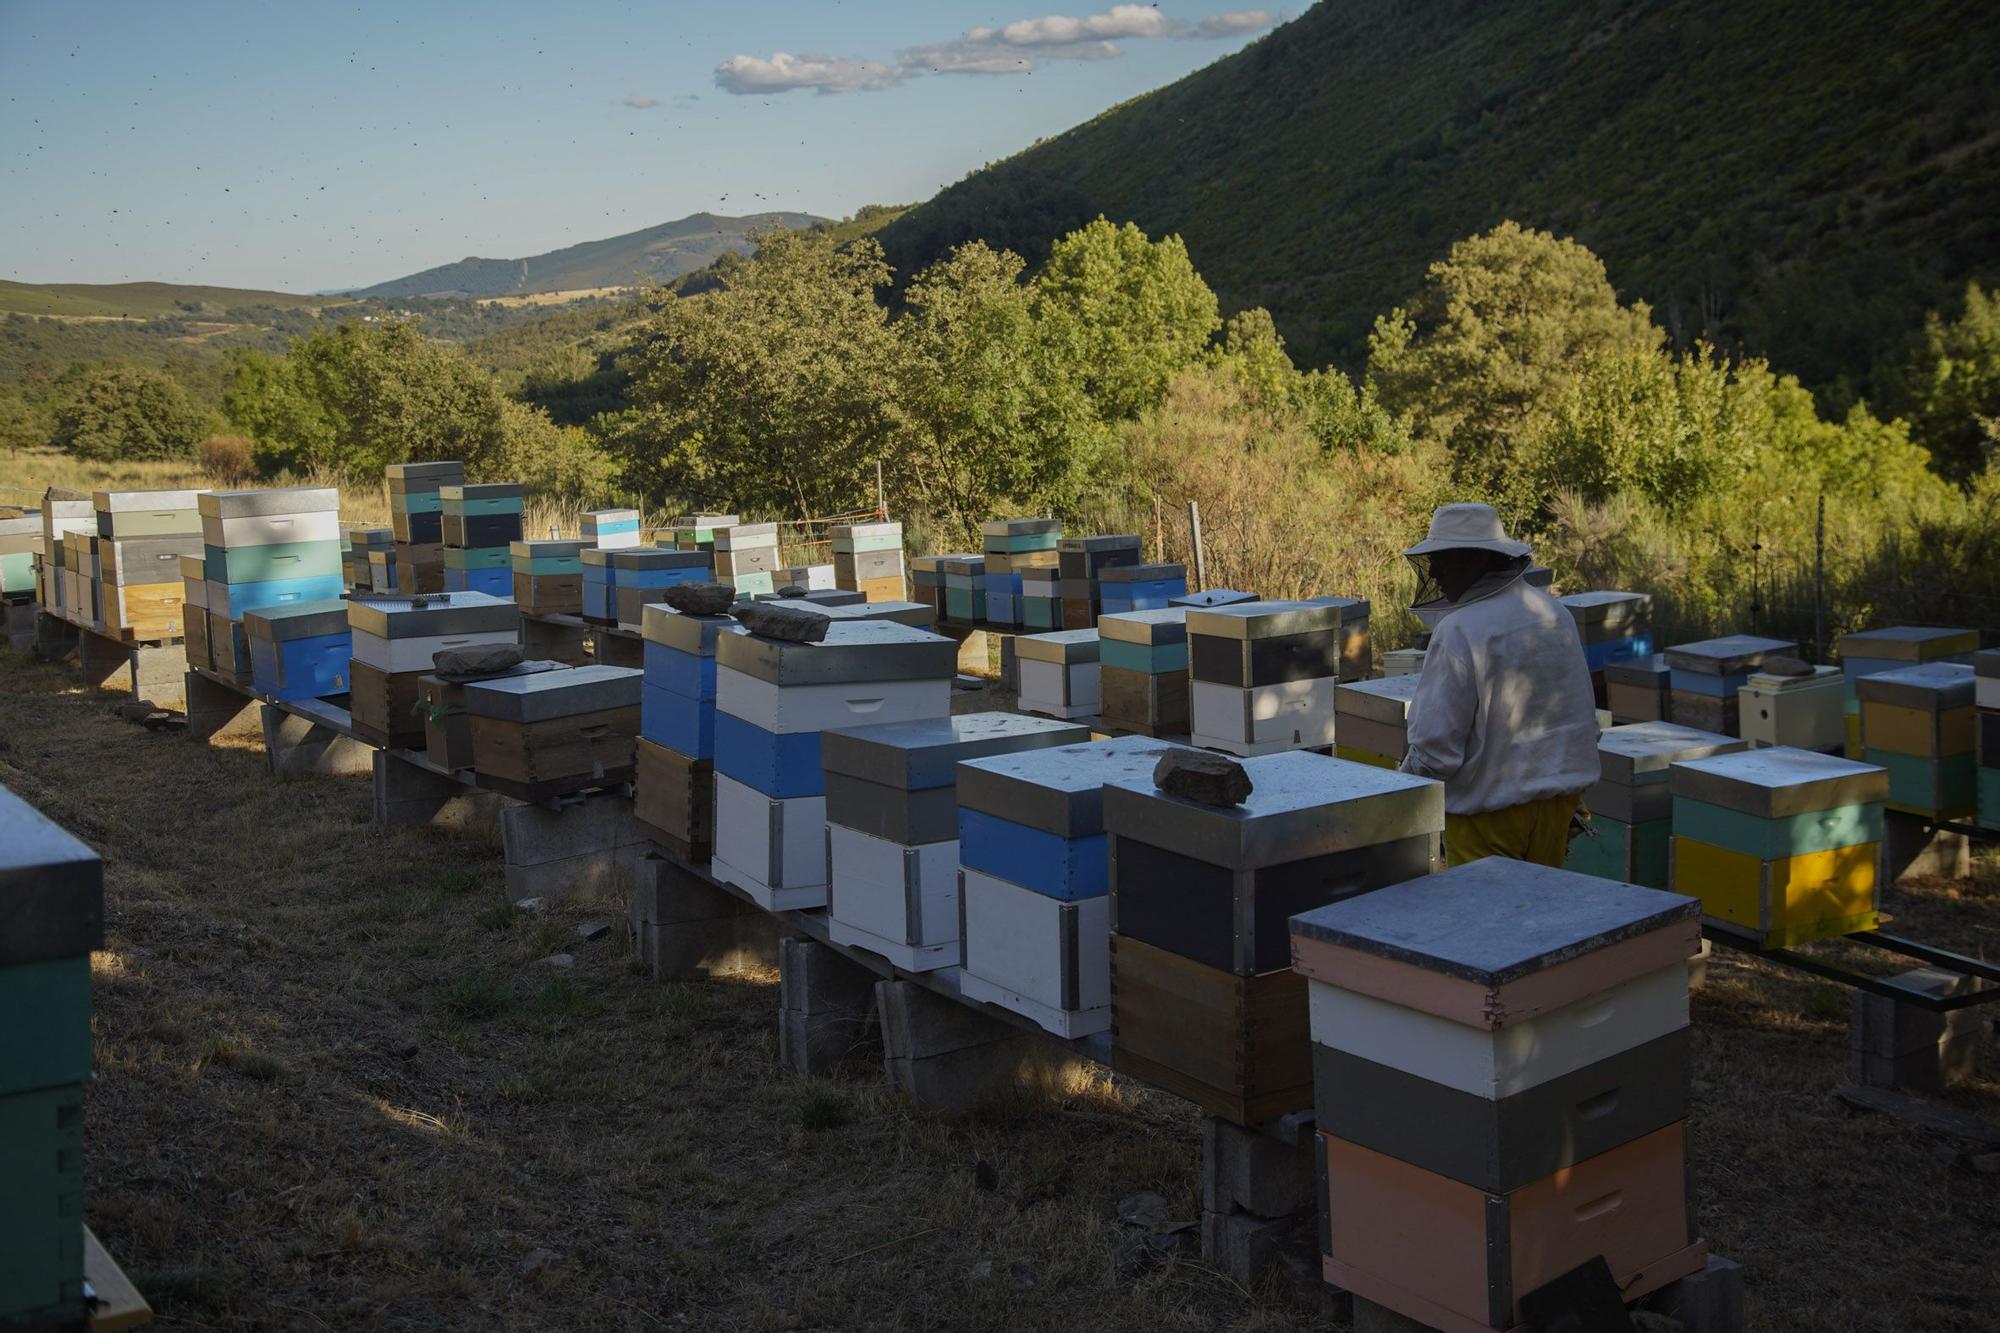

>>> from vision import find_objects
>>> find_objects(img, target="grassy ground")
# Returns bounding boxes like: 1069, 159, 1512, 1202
1, 651, 1997, 1330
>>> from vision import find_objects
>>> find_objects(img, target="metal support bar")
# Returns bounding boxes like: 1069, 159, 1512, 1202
1705, 922, 2000, 1012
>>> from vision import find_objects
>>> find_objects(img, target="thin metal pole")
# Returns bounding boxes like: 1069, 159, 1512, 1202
1814, 494, 1826, 663
1153, 493, 1163, 563
876, 461, 886, 520
1187, 501, 1207, 592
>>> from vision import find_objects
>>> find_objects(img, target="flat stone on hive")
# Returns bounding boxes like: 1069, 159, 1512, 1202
663, 582, 739, 616
1154, 750, 1252, 806
433, 644, 525, 676
734, 601, 832, 643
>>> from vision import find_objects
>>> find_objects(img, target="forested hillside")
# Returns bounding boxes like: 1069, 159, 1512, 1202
877, 0, 2000, 393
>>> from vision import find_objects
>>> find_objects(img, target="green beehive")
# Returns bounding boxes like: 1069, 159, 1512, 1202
0, 783, 104, 1328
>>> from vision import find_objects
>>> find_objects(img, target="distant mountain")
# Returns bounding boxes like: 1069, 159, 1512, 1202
0, 279, 342, 319
875, 0, 2000, 388
349, 212, 826, 300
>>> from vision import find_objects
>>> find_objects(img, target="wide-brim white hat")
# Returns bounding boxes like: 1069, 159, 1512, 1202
1403, 502, 1532, 559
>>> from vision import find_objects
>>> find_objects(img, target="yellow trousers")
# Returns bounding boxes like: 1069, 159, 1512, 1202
1445, 791, 1584, 869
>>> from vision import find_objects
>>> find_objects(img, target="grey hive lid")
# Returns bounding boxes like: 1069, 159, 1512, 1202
842, 601, 934, 628
197, 487, 338, 519
821, 713, 1094, 789
1336, 674, 1422, 724
608, 548, 709, 571
583, 508, 640, 523
1668, 746, 1888, 816
346, 591, 518, 639
384, 461, 464, 481
1016, 628, 1099, 664
42, 497, 96, 518
1663, 636, 1795, 674
462, 664, 642, 721
641, 605, 743, 654
1560, 591, 1651, 624
0, 783, 105, 966
714, 619, 955, 685
243, 598, 352, 642
1186, 599, 1356, 640
1597, 722, 1745, 786
913, 552, 978, 573
1290, 857, 1698, 984
440, 483, 523, 502
581, 547, 614, 567
1057, 534, 1142, 553
956, 734, 1192, 837
347, 527, 394, 548
1099, 562, 1187, 584
979, 517, 1061, 536
97, 488, 204, 512
832, 520, 904, 539
715, 522, 779, 543
1171, 589, 1258, 609
510, 539, 587, 558
1603, 654, 1670, 685
1854, 661, 1976, 710
1104, 750, 1441, 869
1097, 608, 1188, 645
674, 513, 739, 527
940, 556, 987, 576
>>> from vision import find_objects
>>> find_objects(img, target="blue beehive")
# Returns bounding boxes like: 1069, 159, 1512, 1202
1099, 563, 1188, 616
641, 604, 742, 759
244, 598, 352, 701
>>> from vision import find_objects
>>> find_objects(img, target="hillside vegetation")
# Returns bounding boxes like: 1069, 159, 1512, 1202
349, 211, 825, 299
876, 0, 2000, 392
0, 279, 346, 320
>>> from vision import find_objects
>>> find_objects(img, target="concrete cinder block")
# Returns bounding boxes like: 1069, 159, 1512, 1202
262, 704, 374, 777
876, 978, 1089, 1112
185, 669, 260, 741
1202, 1116, 1316, 1220
498, 794, 648, 901
34, 611, 78, 662
629, 855, 779, 980
502, 840, 646, 901
1644, 1254, 1744, 1333
1351, 1295, 1434, 1333
1850, 967, 1985, 1091
779, 937, 876, 1074
1884, 811, 1972, 886
1200, 1209, 1298, 1288
371, 749, 502, 835
5, 602, 36, 651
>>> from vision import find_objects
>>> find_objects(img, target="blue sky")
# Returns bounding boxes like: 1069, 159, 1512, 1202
0, 1, 1286, 293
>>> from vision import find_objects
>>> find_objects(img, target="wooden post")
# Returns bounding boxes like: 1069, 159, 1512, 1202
1187, 501, 1207, 592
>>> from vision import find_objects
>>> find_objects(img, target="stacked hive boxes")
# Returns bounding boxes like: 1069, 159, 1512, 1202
179, 555, 210, 670
347, 592, 520, 749
441, 484, 523, 597
0, 786, 102, 1330
1109, 751, 1443, 1124
671, 514, 739, 555
54, 535, 89, 627
245, 600, 352, 702
612, 550, 713, 633
1670, 748, 1887, 947
1098, 608, 1189, 737
1978, 650, 1999, 830
956, 735, 1180, 1037
0, 513, 39, 602
1738, 664, 1845, 752
1058, 534, 1141, 629
1333, 674, 1421, 768
713, 522, 780, 599
909, 554, 949, 621
510, 539, 585, 615
832, 520, 907, 601
1017, 628, 1100, 720
1173, 588, 1258, 610
980, 518, 1060, 627
582, 507, 641, 550
1381, 647, 1425, 677
1859, 662, 1978, 822
202, 488, 343, 677
1098, 562, 1187, 615
464, 664, 643, 801
386, 461, 462, 594
774, 564, 838, 593
941, 555, 987, 624
1293, 859, 1707, 1331
710, 620, 955, 909
635, 604, 743, 861
37, 497, 95, 612
1188, 599, 1370, 756
419, 659, 563, 774
1020, 566, 1062, 629
96, 489, 204, 640
1605, 654, 1671, 724
346, 526, 394, 593
821, 714, 1090, 971
1560, 591, 1653, 702
1837, 626, 1978, 759
1570, 723, 1744, 890
1664, 635, 1794, 735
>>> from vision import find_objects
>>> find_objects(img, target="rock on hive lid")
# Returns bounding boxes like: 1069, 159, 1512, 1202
956, 734, 1191, 837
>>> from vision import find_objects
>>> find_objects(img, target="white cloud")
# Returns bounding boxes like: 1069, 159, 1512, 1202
1190, 10, 1279, 38
714, 51, 904, 95
716, 7, 1269, 95
623, 94, 659, 109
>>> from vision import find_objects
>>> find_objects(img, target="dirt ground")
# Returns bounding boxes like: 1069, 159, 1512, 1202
3, 650, 1997, 1332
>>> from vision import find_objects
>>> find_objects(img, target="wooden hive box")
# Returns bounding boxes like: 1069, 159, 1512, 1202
464, 664, 642, 800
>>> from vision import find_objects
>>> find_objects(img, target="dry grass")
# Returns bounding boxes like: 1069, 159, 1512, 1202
2, 651, 1997, 1330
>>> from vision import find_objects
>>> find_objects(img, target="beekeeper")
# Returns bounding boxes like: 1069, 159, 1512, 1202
1398, 503, 1600, 867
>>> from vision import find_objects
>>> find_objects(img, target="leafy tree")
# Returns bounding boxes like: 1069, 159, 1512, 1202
51, 365, 212, 460
893, 241, 1106, 541
0, 389, 51, 450
1895, 282, 2000, 482
614, 230, 908, 517
1367, 221, 1661, 519
1212, 307, 1410, 454
1032, 218, 1221, 422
